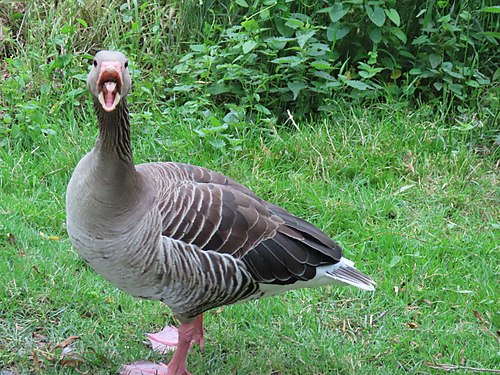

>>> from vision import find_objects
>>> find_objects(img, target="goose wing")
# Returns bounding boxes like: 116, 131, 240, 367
138, 162, 342, 285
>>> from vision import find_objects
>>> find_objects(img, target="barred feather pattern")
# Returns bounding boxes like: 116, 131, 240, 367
155, 237, 259, 320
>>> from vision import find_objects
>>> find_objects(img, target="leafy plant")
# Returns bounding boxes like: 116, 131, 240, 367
165, 0, 498, 120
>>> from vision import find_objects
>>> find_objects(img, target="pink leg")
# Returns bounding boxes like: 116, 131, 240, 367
166, 316, 204, 375
119, 315, 205, 375
191, 314, 204, 350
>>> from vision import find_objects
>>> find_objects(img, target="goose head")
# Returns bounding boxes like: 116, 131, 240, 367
87, 50, 132, 112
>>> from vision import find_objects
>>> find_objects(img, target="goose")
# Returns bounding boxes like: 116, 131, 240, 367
66, 50, 375, 375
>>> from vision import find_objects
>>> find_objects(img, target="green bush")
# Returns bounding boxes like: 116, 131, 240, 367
0, 0, 498, 135
168, 0, 499, 119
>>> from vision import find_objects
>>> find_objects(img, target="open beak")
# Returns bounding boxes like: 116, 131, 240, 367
97, 62, 123, 112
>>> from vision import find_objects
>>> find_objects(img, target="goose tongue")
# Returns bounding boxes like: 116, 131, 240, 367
103, 81, 117, 107
97, 61, 123, 112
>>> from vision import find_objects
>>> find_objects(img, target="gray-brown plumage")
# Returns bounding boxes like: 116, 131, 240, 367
66, 50, 375, 375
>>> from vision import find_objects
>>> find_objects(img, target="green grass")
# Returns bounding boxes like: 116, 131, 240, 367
1, 1, 499, 374
1, 96, 498, 374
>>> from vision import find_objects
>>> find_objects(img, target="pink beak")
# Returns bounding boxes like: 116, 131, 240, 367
97, 61, 123, 112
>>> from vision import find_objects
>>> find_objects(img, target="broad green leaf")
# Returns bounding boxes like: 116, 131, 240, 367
411, 35, 429, 45
241, 18, 259, 32
392, 28, 407, 43
313, 70, 336, 81
358, 63, 383, 78
459, 11, 472, 21
441, 61, 453, 71
483, 31, 500, 39
297, 30, 316, 49
287, 81, 308, 100
172, 84, 195, 92
189, 44, 208, 53
366, 5, 386, 27
369, 28, 382, 44
465, 80, 480, 88
235, 0, 249, 7
316, 7, 331, 14
274, 16, 294, 37
385, 8, 400, 26
242, 40, 258, 54
480, 6, 500, 13
255, 104, 271, 115
206, 84, 232, 95
271, 56, 304, 67
416, 9, 426, 18
389, 256, 401, 268
285, 18, 304, 30
428, 54, 441, 69
265, 37, 294, 50
346, 79, 371, 90
433, 82, 443, 91
76, 18, 88, 28
390, 69, 402, 79
209, 138, 226, 149
2, 113, 12, 124
72, 73, 89, 82
327, 25, 351, 41
399, 50, 415, 59
445, 70, 465, 80
310, 60, 333, 71
329, 3, 349, 23
324, 81, 342, 88
448, 83, 463, 95
438, 14, 451, 23
339, 75, 371, 90
209, 116, 222, 128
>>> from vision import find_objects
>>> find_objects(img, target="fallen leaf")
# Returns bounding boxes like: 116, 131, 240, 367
406, 322, 419, 329
473, 310, 486, 324
48, 235, 61, 241
425, 362, 500, 373
58, 356, 84, 367
395, 184, 415, 195
32, 350, 40, 371
7, 233, 17, 247
376, 311, 388, 321
402, 150, 415, 173
54, 335, 80, 349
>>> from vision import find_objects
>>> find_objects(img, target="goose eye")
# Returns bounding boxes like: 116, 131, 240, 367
124, 61, 128, 69
93, 59, 97, 67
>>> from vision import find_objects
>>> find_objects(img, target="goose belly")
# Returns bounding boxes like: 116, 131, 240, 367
68, 227, 163, 300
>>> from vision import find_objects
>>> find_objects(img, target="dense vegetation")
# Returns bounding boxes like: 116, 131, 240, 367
1, 1, 498, 374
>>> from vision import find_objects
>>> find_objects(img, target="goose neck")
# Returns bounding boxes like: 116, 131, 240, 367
94, 98, 133, 163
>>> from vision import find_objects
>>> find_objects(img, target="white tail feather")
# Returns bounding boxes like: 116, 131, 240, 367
327, 257, 375, 291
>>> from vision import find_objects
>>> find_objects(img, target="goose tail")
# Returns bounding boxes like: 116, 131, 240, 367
327, 257, 376, 291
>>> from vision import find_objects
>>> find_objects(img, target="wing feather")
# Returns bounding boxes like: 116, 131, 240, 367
138, 162, 343, 288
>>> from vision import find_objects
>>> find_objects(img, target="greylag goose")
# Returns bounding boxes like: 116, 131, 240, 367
66, 50, 375, 375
